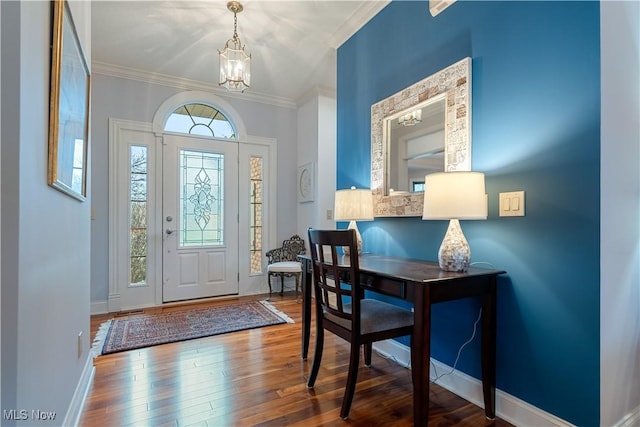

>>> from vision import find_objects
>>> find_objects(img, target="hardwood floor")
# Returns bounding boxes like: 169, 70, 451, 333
81, 294, 513, 426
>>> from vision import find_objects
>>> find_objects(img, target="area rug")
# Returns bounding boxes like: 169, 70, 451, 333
92, 300, 293, 356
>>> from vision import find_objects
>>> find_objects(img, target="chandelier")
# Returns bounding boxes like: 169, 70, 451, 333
398, 109, 422, 126
218, 1, 251, 92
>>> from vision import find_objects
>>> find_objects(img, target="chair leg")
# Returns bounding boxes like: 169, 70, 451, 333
280, 275, 285, 296
294, 273, 300, 303
307, 322, 324, 388
340, 341, 361, 419
364, 343, 373, 367
266, 274, 272, 301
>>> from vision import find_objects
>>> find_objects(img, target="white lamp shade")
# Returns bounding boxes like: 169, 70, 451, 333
334, 187, 374, 221
422, 172, 487, 220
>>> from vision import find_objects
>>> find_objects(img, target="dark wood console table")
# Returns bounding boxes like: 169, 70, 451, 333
297, 253, 505, 426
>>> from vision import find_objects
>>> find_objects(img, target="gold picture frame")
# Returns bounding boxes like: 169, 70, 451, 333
48, 0, 90, 201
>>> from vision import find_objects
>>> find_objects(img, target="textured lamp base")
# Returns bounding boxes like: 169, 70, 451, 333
438, 219, 471, 272
342, 221, 362, 255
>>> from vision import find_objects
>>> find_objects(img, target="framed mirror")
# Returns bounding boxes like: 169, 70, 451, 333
371, 57, 471, 216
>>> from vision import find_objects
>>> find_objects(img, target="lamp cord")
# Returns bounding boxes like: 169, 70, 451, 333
470, 261, 496, 268
372, 306, 484, 384
430, 307, 482, 383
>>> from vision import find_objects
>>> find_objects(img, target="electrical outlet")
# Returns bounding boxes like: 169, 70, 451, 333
77, 331, 83, 358
326, 209, 333, 220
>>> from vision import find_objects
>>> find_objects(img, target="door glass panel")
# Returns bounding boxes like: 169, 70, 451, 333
130, 145, 148, 286
250, 156, 263, 274
180, 150, 224, 247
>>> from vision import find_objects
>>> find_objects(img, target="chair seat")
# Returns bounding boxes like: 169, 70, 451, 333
267, 261, 302, 273
325, 299, 413, 334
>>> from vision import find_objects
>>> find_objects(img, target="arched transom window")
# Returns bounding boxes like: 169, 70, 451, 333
164, 103, 236, 139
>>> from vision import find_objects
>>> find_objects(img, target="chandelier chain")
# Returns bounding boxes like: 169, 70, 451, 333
233, 12, 238, 42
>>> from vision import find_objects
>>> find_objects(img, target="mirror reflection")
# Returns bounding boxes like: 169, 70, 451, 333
386, 96, 445, 194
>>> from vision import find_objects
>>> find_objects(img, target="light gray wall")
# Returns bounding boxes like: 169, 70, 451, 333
0, 0, 3, 413
1, 1, 91, 424
296, 94, 319, 241
1, 1, 20, 417
296, 91, 337, 242
316, 94, 337, 231
90, 75, 299, 305
600, 1, 640, 425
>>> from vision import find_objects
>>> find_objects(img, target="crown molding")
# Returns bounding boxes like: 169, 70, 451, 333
91, 61, 297, 110
297, 86, 336, 107
329, 0, 390, 49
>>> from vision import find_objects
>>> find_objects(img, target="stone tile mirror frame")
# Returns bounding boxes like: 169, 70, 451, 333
371, 57, 472, 217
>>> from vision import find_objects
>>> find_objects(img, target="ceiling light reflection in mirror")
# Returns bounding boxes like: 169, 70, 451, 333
386, 96, 445, 194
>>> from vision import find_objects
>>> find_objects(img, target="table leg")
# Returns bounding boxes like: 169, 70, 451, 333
301, 259, 312, 360
411, 285, 431, 426
481, 278, 497, 419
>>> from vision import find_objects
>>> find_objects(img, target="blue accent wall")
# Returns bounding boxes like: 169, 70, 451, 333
337, 1, 600, 425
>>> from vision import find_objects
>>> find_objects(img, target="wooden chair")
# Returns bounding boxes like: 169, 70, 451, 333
265, 234, 306, 301
306, 228, 414, 419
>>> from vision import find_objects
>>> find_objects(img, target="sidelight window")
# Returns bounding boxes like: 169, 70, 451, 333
129, 145, 148, 286
250, 156, 263, 274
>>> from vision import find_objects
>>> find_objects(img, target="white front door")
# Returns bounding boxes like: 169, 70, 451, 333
162, 134, 239, 302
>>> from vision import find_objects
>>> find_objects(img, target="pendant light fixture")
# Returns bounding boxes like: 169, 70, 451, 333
398, 109, 422, 126
218, 1, 251, 92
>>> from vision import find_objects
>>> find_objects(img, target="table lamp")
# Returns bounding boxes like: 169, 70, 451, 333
334, 186, 374, 254
422, 171, 487, 272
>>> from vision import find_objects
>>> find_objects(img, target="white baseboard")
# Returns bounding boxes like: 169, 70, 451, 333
373, 337, 412, 367
615, 404, 640, 427
372, 340, 574, 427
62, 354, 95, 427
91, 300, 109, 315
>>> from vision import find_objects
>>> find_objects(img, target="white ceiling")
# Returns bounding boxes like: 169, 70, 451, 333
91, 0, 390, 105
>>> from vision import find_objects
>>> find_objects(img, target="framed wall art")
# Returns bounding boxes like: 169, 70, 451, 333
48, 0, 91, 201
297, 162, 314, 203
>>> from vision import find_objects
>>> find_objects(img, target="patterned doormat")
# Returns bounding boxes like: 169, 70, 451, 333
92, 300, 293, 356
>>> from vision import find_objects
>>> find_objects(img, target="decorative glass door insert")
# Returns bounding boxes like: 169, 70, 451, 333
180, 150, 224, 247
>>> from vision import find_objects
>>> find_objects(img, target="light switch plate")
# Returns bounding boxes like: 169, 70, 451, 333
499, 191, 525, 217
